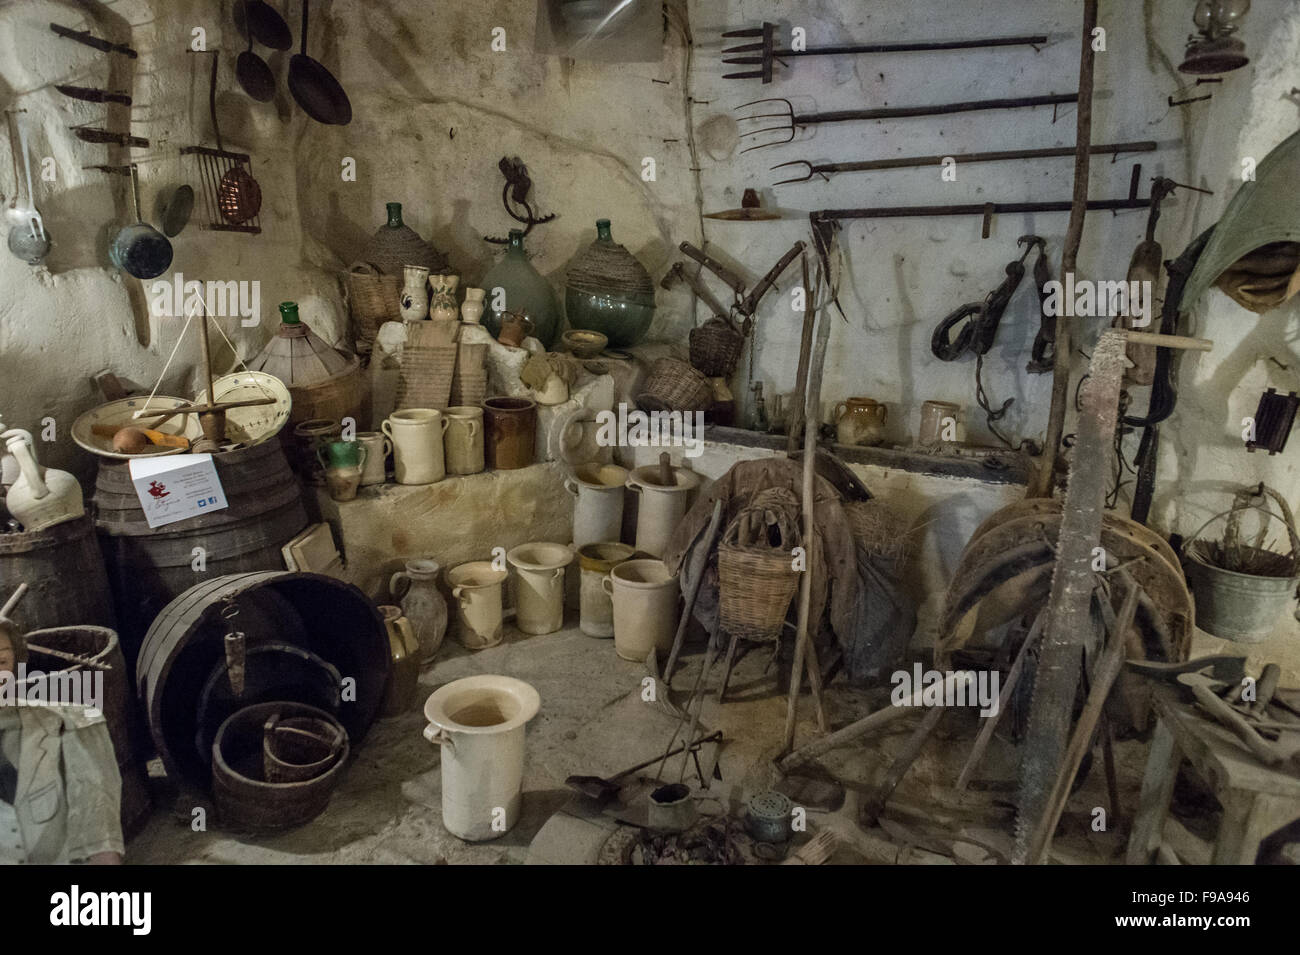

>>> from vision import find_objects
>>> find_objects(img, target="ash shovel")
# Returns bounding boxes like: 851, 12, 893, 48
289, 0, 351, 125
110, 164, 173, 280
564, 731, 721, 805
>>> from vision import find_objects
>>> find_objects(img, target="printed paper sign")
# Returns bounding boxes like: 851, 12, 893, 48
128, 454, 228, 528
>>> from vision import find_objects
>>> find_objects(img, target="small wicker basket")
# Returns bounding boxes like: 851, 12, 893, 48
637, 357, 714, 412
689, 318, 744, 377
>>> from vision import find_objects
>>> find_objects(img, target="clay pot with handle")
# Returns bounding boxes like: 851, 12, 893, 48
2, 430, 84, 532
834, 397, 888, 447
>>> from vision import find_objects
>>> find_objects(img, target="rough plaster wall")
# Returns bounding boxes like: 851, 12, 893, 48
0, 0, 699, 483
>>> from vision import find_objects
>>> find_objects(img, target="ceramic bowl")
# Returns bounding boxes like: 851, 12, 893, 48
195, 371, 293, 446
71, 396, 203, 460
561, 328, 609, 359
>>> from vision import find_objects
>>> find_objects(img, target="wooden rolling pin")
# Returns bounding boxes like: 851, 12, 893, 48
92, 424, 190, 453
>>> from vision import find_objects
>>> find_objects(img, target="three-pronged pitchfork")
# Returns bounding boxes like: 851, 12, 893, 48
735, 92, 1079, 153
722, 21, 1048, 84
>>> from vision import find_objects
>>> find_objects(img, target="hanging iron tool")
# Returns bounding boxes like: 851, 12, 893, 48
772, 140, 1157, 186
810, 166, 1153, 239
931, 237, 1049, 454
484, 156, 556, 243
721, 21, 1046, 84
1114, 178, 1179, 385
736, 92, 1077, 153
931, 236, 1047, 362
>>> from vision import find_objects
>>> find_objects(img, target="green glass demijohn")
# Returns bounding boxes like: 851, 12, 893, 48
564, 218, 656, 348
480, 229, 560, 348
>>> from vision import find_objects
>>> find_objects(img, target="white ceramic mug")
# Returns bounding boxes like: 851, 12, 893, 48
382, 408, 448, 485
356, 431, 391, 486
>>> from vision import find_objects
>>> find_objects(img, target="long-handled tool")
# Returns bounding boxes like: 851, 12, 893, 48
773, 140, 1157, 186
737, 93, 1077, 153
722, 21, 1047, 84
565, 731, 723, 805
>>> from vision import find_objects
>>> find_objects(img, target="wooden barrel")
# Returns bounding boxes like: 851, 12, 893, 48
136, 572, 388, 789
92, 440, 308, 670
23, 625, 152, 838
0, 515, 116, 634
212, 701, 349, 831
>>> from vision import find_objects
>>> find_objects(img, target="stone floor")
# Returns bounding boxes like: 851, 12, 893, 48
127, 611, 1140, 865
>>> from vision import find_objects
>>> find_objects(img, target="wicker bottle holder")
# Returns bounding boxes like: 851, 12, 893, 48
717, 489, 802, 643
637, 357, 714, 412
689, 318, 744, 377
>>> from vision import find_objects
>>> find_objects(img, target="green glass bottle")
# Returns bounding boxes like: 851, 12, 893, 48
480, 230, 560, 348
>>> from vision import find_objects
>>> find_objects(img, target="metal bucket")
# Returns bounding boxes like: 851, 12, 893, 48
1185, 551, 1298, 643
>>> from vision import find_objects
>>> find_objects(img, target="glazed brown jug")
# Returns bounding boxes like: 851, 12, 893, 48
482, 397, 537, 469
497, 311, 535, 348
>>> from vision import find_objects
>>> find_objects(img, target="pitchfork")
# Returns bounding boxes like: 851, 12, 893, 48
735, 92, 1078, 153
722, 21, 1048, 84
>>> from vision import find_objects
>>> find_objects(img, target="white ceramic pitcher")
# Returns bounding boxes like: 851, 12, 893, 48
2, 430, 84, 532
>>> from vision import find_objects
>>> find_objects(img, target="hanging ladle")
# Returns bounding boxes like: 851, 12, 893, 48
6, 112, 51, 266
235, 0, 276, 102
109, 164, 173, 280
288, 0, 352, 125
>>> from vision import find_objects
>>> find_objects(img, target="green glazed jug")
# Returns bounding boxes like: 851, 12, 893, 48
318, 439, 367, 470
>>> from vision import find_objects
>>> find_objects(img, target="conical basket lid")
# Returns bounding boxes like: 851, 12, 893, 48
1183, 128, 1300, 309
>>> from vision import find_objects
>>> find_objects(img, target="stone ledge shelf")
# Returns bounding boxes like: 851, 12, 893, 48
314, 462, 575, 598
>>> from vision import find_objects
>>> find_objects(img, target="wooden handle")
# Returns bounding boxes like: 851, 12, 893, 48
143, 429, 190, 448
1122, 331, 1212, 352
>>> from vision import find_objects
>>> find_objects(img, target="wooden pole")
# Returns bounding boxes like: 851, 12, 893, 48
1029, 0, 1098, 499
782, 276, 833, 753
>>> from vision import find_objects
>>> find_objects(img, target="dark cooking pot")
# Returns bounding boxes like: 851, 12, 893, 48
110, 164, 173, 280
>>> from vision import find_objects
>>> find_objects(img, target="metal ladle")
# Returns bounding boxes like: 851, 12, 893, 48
109, 164, 173, 280
6, 112, 51, 266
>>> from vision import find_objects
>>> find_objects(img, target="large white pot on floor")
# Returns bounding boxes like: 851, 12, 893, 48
506, 542, 573, 635
563, 462, 629, 549
423, 675, 541, 842
604, 558, 680, 661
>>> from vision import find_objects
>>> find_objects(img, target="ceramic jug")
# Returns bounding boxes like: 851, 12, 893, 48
0, 426, 33, 491
497, 311, 534, 348
429, 272, 460, 323
834, 397, 888, 447
400, 265, 431, 322
2, 430, 84, 532
379, 605, 421, 716
460, 287, 486, 325
482, 397, 537, 470
446, 561, 508, 650
443, 406, 485, 475
390, 558, 449, 666
383, 408, 447, 484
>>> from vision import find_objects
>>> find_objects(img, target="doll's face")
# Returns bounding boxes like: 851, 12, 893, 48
0, 629, 15, 676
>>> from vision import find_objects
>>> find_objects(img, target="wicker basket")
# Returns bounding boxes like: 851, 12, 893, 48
637, 357, 714, 412
717, 489, 802, 642
689, 318, 743, 377
346, 262, 400, 350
